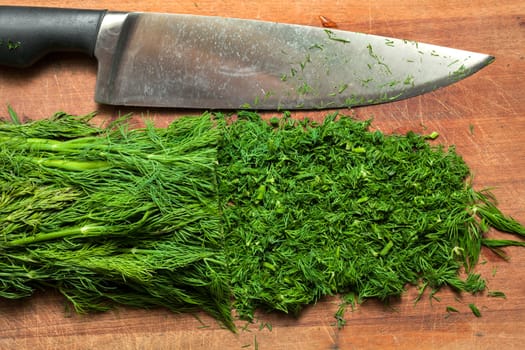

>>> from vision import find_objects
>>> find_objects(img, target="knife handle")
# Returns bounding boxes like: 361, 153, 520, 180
0, 6, 106, 68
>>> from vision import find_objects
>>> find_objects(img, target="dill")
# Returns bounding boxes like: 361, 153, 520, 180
469, 303, 482, 317
216, 111, 524, 320
445, 305, 459, 319
487, 291, 506, 299
446, 306, 459, 313
1, 109, 524, 330
324, 29, 350, 43
0, 111, 234, 329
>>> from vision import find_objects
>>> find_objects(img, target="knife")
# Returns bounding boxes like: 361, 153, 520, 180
0, 6, 494, 110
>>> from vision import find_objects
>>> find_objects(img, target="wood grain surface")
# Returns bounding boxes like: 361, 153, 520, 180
0, 1, 524, 349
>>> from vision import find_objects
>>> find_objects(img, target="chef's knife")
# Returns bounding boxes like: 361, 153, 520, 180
0, 6, 494, 110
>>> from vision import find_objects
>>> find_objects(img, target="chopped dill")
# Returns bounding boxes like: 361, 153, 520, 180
445, 305, 459, 319
487, 291, 506, 299
217, 112, 523, 320
469, 303, 482, 317
446, 306, 459, 313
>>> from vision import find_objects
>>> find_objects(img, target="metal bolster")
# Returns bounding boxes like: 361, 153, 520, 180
93, 12, 130, 103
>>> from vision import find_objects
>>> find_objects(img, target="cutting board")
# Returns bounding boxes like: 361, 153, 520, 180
0, 1, 524, 349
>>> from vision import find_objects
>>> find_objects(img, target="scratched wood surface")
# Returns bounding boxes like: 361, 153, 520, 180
0, 1, 524, 349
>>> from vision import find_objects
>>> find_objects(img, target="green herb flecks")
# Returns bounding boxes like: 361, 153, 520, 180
385, 39, 395, 47
446, 306, 460, 313
444, 305, 460, 319
469, 303, 482, 317
0, 39, 22, 50
367, 44, 392, 75
487, 291, 506, 299
324, 29, 350, 44
450, 64, 471, 81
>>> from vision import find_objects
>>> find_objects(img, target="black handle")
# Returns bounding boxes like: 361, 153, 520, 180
0, 6, 106, 67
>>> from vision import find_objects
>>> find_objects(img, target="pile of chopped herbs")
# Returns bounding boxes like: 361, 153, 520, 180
1, 109, 524, 330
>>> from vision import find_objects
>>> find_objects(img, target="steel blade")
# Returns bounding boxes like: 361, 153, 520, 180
94, 12, 494, 109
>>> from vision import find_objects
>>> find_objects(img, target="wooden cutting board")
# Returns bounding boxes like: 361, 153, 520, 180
0, 1, 524, 349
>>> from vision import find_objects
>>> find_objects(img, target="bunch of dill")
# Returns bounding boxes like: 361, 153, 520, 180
0, 109, 524, 329
0, 110, 233, 329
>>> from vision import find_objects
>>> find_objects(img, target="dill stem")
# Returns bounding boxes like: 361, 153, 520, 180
0, 271, 37, 279
30, 157, 111, 171
7, 225, 106, 247
0, 136, 106, 152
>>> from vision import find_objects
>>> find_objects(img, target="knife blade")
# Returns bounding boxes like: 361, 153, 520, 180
0, 6, 494, 110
